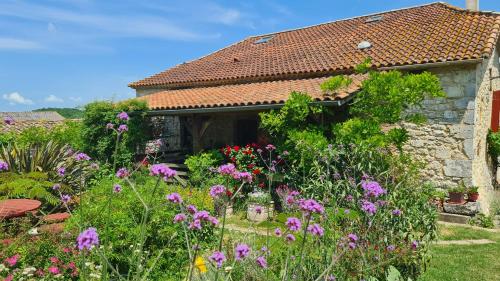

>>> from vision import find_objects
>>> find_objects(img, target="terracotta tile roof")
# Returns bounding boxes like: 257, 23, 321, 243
139, 75, 366, 110
130, 2, 500, 89
0, 111, 65, 122
0, 121, 65, 134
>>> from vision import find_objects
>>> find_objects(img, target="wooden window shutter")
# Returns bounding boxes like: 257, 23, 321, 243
491, 90, 500, 132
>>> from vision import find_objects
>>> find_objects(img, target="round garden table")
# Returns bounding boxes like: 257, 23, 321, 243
0, 199, 41, 220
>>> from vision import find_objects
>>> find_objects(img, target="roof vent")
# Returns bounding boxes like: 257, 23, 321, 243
254, 35, 274, 44
365, 15, 383, 23
357, 41, 372, 50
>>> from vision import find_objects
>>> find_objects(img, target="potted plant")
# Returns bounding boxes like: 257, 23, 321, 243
431, 189, 446, 211
247, 192, 273, 222
448, 185, 466, 204
467, 186, 479, 202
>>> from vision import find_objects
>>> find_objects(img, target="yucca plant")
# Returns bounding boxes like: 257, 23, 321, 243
0, 141, 92, 188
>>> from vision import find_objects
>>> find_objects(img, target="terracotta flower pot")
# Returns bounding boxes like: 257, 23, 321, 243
467, 192, 479, 202
448, 192, 465, 204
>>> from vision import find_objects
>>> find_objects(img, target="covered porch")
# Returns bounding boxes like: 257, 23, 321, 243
138, 75, 365, 160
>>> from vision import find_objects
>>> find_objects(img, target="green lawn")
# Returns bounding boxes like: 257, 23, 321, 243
418, 224, 500, 281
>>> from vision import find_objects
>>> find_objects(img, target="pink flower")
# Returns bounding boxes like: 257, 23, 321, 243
256, 256, 268, 268
174, 213, 187, 223
48, 266, 60, 275
218, 163, 236, 175
4, 275, 13, 281
117, 124, 128, 133
235, 243, 251, 261
49, 256, 59, 264
166, 193, 182, 204
149, 164, 177, 180
117, 112, 129, 121
255, 205, 263, 214
5, 254, 19, 267
187, 205, 197, 214
274, 228, 282, 237
285, 217, 302, 232
285, 234, 296, 243
116, 168, 130, 179
307, 223, 324, 237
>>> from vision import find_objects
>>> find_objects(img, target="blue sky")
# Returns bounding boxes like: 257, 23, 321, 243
1, 0, 499, 111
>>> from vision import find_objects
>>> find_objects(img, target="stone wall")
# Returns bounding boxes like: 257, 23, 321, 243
403, 46, 500, 213
403, 65, 477, 187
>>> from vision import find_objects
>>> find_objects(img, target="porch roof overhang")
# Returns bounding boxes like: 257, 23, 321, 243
139, 74, 366, 115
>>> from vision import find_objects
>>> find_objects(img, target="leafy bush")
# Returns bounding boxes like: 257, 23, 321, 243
0, 172, 61, 205
81, 100, 149, 166
33, 107, 84, 119
184, 150, 224, 188
0, 120, 84, 150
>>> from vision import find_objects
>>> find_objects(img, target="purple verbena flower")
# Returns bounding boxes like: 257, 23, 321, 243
76, 227, 99, 251
117, 124, 128, 133
209, 251, 226, 268
299, 199, 324, 214
0, 161, 8, 172
361, 181, 386, 198
208, 216, 219, 226
113, 184, 122, 193
189, 219, 202, 230
392, 209, 402, 216
52, 184, 61, 191
187, 205, 197, 214
348, 242, 356, 249
173, 213, 187, 223
256, 256, 267, 268
286, 217, 301, 232
255, 205, 263, 214
286, 234, 296, 242
209, 185, 226, 199
90, 163, 100, 170
274, 228, 282, 237
235, 244, 251, 261
116, 168, 129, 179
361, 200, 377, 215
387, 245, 396, 252
236, 171, 253, 183
218, 163, 236, 175
117, 112, 129, 121
61, 194, 71, 204
307, 223, 324, 237
193, 210, 210, 221
106, 123, 114, 129
149, 164, 177, 180
74, 153, 91, 161
166, 193, 182, 204
57, 167, 65, 177
347, 233, 358, 242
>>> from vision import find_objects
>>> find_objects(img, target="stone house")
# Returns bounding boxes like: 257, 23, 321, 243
0, 111, 65, 134
130, 2, 500, 212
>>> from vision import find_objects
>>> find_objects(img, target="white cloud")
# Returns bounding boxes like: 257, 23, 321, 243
3, 92, 34, 105
0, 37, 42, 50
45, 94, 64, 103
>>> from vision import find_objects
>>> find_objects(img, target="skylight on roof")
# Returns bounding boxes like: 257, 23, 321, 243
254, 35, 274, 44
365, 15, 383, 23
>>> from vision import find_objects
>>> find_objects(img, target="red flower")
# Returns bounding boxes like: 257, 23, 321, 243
247, 164, 255, 169
253, 169, 261, 175
231, 157, 236, 162
258, 183, 265, 189
226, 190, 233, 197
233, 146, 240, 152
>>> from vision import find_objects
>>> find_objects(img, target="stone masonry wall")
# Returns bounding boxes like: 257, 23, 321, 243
403, 65, 477, 187
403, 46, 500, 213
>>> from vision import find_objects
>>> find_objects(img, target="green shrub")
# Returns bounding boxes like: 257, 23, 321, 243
81, 100, 149, 166
184, 150, 224, 189
0, 172, 64, 205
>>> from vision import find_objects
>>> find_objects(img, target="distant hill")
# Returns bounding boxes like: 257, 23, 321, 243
33, 108, 84, 119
